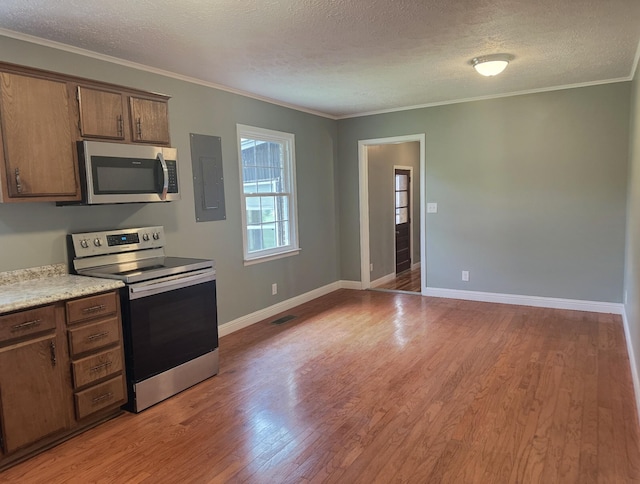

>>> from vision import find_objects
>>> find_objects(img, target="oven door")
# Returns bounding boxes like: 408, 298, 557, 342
121, 270, 218, 384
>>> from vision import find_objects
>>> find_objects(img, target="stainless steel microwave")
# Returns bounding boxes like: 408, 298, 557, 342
75, 140, 180, 204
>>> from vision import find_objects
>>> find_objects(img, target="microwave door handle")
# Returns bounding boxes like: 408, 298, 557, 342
157, 152, 169, 200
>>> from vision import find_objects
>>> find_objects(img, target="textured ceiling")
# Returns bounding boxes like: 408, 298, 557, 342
0, 0, 639, 118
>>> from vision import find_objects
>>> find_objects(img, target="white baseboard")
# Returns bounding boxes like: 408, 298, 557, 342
424, 287, 624, 314
621, 307, 640, 423
219, 280, 363, 337
339, 280, 363, 290
371, 272, 396, 288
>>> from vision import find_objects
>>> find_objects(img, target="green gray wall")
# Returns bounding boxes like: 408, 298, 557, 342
339, 84, 630, 302
367, 142, 420, 281
0, 36, 340, 325
0, 34, 633, 330
624, 63, 640, 389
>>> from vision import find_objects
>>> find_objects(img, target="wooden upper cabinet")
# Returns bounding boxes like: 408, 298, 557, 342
77, 86, 125, 140
129, 96, 170, 145
0, 72, 79, 201
0, 61, 171, 203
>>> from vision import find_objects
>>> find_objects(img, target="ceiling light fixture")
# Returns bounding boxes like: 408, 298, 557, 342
470, 54, 514, 77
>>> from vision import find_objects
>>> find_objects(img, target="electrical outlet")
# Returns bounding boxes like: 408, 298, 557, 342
462, 271, 469, 282
370, 263, 373, 272
427, 202, 438, 213
272, 283, 277, 295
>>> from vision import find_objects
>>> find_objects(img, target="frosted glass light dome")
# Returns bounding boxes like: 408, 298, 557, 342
470, 54, 514, 77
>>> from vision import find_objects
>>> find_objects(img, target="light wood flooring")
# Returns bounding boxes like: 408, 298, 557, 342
1, 289, 639, 483
376, 266, 421, 293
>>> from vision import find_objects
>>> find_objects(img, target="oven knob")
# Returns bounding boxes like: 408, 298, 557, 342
153, 232, 160, 240
80, 239, 89, 248
93, 238, 102, 247
142, 233, 150, 241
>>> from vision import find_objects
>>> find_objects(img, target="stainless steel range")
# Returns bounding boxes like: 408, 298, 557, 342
69, 226, 218, 413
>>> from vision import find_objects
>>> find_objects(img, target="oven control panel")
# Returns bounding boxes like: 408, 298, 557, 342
71, 226, 165, 258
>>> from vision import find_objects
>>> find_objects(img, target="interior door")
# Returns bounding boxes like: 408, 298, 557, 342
395, 169, 411, 274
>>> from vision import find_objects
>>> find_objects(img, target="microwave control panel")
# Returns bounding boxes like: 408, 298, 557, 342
167, 161, 178, 193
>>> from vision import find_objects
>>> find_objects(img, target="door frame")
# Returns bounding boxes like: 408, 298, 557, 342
358, 133, 426, 295
393, 165, 414, 275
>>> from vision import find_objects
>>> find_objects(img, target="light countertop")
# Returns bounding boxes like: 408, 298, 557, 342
0, 263, 123, 314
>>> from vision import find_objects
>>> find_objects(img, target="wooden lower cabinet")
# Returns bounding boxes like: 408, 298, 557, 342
0, 290, 127, 470
0, 334, 68, 453
66, 291, 126, 422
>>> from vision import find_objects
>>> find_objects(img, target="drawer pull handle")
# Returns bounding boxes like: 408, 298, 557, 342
11, 319, 42, 332
86, 331, 109, 342
90, 361, 112, 372
82, 304, 106, 314
91, 392, 114, 405
15, 168, 22, 194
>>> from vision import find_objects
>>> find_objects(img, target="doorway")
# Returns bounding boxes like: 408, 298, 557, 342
358, 134, 426, 296
394, 167, 412, 274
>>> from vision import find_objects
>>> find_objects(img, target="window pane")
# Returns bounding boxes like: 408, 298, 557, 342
278, 221, 290, 246
241, 139, 257, 166
262, 223, 277, 250
243, 166, 258, 194
247, 225, 262, 252
261, 196, 276, 223
396, 207, 408, 224
395, 191, 408, 208
257, 179, 273, 193
277, 195, 289, 223
395, 174, 408, 191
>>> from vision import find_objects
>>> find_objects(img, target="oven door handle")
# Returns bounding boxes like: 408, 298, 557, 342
129, 270, 215, 300
157, 152, 169, 201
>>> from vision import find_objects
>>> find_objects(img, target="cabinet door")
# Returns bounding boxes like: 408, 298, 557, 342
0, 72, 79, 200
77, 86, 125, 140
129, 96, 170, 144
0, 335, 68, 453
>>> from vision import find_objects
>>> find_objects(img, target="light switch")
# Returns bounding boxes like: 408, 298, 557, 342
427, 202, 438, 213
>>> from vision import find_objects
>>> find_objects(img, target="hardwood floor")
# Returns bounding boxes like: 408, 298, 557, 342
376, 266, 421, 292
1, 289, 638, 483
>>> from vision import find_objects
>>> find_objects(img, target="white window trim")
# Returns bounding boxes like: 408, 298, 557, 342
237, 124, 300, 264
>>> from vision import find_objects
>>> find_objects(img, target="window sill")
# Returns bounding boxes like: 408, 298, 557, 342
243, 248, 301, 266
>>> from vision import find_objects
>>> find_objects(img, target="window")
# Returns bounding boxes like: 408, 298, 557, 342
237, 124, 299, 264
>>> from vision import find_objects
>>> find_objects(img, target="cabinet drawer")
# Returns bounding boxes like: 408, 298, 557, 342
66, 292, 117, 324
0, 305, 56, 344
72, 346, 123, 389
74, 375, 126, 420
68, 317, 120, 356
